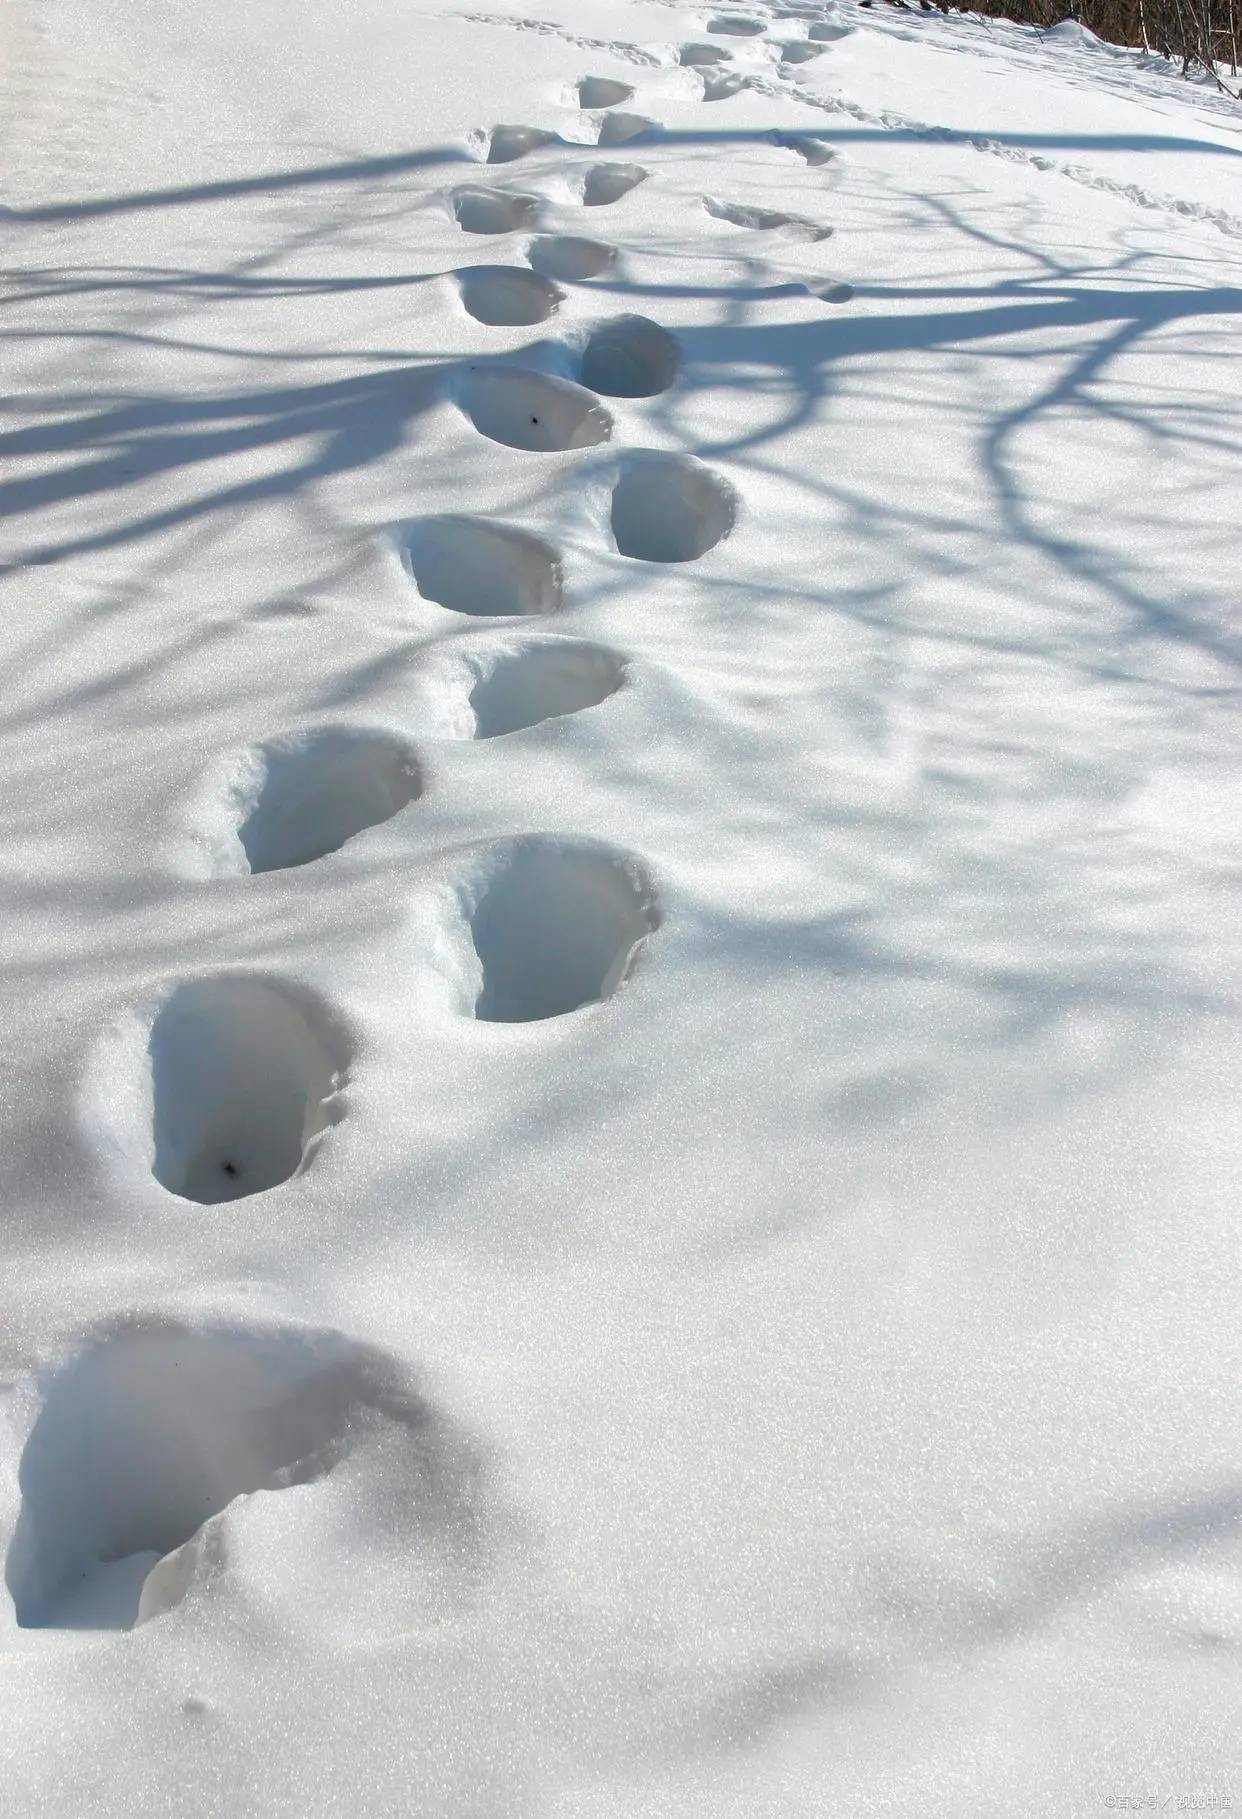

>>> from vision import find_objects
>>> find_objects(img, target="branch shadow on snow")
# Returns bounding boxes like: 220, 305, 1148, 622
3, 126, 1241, 645
1, 131, 1239, 1766
650, 1476, 1242, 1760
2, 128, 1241, 1237
0, 117, 1238, 229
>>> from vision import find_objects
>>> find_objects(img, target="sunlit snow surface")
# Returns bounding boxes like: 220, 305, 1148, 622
1, 0, 1241, 1811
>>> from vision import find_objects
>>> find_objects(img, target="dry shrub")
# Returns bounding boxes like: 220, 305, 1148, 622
930, 0, 1241, 84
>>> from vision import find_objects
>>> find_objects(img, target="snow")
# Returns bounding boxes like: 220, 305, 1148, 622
1, 0, 1241, 1811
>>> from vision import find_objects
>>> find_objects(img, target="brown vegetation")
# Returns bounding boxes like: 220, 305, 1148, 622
928, 0, 1242, 88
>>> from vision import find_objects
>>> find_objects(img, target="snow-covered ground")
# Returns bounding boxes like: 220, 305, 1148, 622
2, 0, 1241, 1811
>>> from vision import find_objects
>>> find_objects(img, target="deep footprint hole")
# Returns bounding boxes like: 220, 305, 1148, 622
148, 977, 346, 1205
578, 315, 680, 399
235, 731, 419, 875
399, 516, 562, 618
458, 368, 612, 453
611, 454, 737, 563
466, 642, 625, 739
577, 76, 633, 108
485, 125, 559, 163
581, 163, 647, 206
526, 235, 616, 281
707, 15, 767, 34
4, 1324, 405, 1631
458, 841, 657, 1023
456, 265, 563, 326
594, 112, 656, 147
678, 42, 733, 65
451, 188, 540, 235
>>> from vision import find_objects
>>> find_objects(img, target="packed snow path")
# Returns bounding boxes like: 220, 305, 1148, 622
1, 0, 1241, 1812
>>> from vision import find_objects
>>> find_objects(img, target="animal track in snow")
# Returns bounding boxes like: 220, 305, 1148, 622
703, 196, 832, 240
4, 1320, 456, 1631
771, 129, 836, 164
464, 641, 626, 738
701, 70, 751, 101
456, 11, 662, 65
577, 76, 633, 108
776, 40, 825, 63
144, 976, 346, 1204
580, 162, 647, 206
578, 315, 680, 398
611, 453, 737, 563
678, 42, 733, 66
527, 234, 615, 280
399, 516, 562, 617
706, 14, 767, 34
483, 124, 559, 163
451, 187, 540, 234
452, 839, 657, 1023
809, 20, 855, 39
228, 730, 420, 875
458, 368, 613, 453
456, 265, 563, 325
594, 111, 656, 147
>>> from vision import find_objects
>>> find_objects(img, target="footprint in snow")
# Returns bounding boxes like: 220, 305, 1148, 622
398, 515, 562, 618
770, 129, 837, 165
105, 974, 349, 1205
703, 195, 832, 240
455, 264, 563, 326
215, 728, 421, 877
7, 1320, 478, 1631
526, 234, 616, 280
576, 76, 633, 109
776, 40, 825, 63
461, 640, 627, 739
706, 14, 767, 34
805, 279, 855, 304
700, 70, 751, 101
593, 111, 657, 147
576, 314, 680, 398
678, 42, 733, 66
580, 162, 647, 206
447, 837, 658, 1023
481, 124, 560, 164
458, 368, 612, 453
451, 187, 540, 234
611, 452, 738, 563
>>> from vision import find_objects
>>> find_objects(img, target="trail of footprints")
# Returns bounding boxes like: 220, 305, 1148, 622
11, 9, 853, 1635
